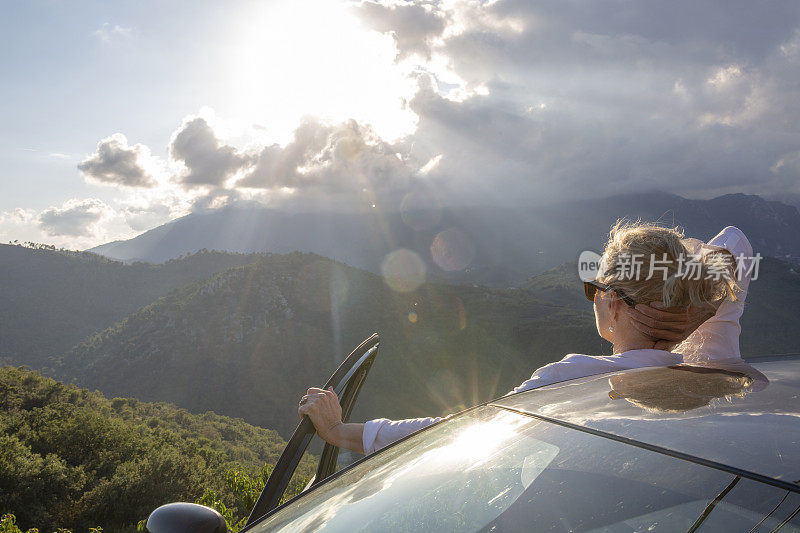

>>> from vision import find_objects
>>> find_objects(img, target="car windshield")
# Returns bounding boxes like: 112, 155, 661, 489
248, 406, 800, 532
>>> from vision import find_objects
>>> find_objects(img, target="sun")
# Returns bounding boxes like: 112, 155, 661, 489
225, 0, 418, 144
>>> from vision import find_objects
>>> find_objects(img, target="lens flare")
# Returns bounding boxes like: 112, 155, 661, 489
381, 249, 426, 292
456, 297, 467, 330
431, 228, 475, 271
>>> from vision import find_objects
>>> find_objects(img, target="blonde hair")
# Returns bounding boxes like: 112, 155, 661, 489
596, 219, 740, 308
609, 366, 753, 413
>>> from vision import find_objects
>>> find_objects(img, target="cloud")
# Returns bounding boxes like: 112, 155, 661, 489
353, 1, 447, 60
351, 0, 800, 204
6, 208, 35, 224
780, 29, 800, 59
94, 23, 132, 44
38, 199, 113, 238
63, 0, 800, 241
238, 117, 418, 197
170, 117, 250, 188
161, 114, 423, 209
121, 203, 173, 232
0, 209, 39, 245
78, 133, 158, 188
0, 200, 142, 250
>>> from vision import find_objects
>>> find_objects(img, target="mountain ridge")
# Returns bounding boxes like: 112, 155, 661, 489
87, 192, 800, 288
0, 244, 267, 368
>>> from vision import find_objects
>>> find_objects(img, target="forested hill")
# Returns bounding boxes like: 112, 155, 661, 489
59, 252, 604, 437
0, 244, 264, 369
7, 241, 800, 442
0, 366, 315, 532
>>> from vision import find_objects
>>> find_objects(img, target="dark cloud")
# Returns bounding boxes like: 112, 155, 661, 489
78, 133, 156, 188
170, 117, 249, 187
364, 0, 800, 204
38, 199, 110, 237
405, 70, 797, 205
432, 1, 800, 77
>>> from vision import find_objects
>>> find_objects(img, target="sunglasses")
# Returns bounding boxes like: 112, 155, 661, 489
583, 280, 636, 307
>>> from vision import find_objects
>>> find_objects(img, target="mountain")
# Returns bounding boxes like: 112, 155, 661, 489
58, 252, 603, 437
0, 245, 264, 369
57, 248, 800, 439
0, 365, 315, 532
88, 192, 800, 287
89, 203, 540, 287
9, 233, 800, 441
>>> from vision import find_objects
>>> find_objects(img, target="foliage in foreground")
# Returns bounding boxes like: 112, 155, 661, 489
1, 513, 102, 533
133, 464, 311, 533
0, 367, 314, 532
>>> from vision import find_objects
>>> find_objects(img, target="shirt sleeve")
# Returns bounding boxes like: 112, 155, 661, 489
507, 354, 626, 395
363, 355, 601, 452
677, 226, 754, 362
362, 416, 443, 455
508, 361, 564, 394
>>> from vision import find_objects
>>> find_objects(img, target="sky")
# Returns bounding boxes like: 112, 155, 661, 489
1, 0, 800, 249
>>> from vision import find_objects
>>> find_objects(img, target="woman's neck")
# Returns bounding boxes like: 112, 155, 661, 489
612, 322, 658, 354
612, 341, 657, 355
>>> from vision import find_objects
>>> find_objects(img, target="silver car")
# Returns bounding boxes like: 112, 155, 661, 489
148, 337, 800, 532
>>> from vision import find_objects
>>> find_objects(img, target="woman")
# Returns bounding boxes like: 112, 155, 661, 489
299, 222, 754, 455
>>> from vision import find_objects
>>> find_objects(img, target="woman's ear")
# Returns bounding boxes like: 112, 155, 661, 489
609, 292, 628, 323
608, 293, 621, 322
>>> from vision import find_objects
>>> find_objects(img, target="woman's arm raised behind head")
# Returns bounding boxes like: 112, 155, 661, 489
674, 226, 754, 361
624, 226, 752, 357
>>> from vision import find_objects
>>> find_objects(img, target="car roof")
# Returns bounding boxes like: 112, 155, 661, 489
491, 356, 800, 490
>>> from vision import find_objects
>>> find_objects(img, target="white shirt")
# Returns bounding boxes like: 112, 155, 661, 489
362, 226, 754, 455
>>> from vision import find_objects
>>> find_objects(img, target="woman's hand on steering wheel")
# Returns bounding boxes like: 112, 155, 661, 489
626, 301, 716, 350
298, 387, 345, 446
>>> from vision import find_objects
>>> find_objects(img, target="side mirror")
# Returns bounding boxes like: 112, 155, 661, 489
145, 502, 227, 533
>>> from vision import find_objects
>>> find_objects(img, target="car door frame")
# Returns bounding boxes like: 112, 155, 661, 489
243, 333, 380, 527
